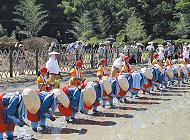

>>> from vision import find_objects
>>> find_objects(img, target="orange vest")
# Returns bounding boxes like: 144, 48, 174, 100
69, 68, 82, 87
97, 66, 109, 80
70, 68, 82, 78
122, 64, 132, 73
36, 75, 50, 91
152, 59, 158, 66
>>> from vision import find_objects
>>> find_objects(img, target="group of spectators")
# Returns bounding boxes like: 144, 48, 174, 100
146, 41, 190, 63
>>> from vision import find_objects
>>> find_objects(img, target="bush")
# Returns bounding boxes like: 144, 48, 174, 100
151, 38, 165, 45
0, 36, 17, 49
174, 39, 190, 45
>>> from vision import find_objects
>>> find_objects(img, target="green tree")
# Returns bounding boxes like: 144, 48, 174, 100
71, 11, 94, 42
125, 12, 147, 43
94, 9, 111, 39
152, 1, 176, 38
175, 0, 190, 38
174, 13, 190, 38
13, 0, 48, 37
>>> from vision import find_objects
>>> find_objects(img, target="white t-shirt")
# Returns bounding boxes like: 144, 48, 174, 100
46, 55, 61, 74
158, 51, 164, 61
183, 51, 189, 59
112, 57, 123, 71
146, 45, 154, 51
183, 45, 188, 51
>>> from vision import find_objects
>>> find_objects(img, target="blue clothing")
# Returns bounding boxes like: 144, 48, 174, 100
2, 93, 25, 124
39, 93, 54, 114
66, 42, 76, 53
131, 72, 142, 89
93, 83, 102, 102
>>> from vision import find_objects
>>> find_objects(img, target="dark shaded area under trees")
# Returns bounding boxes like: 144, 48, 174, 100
0, 0, 189, 44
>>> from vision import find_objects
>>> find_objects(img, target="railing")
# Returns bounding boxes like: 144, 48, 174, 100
0, 45, 150, 78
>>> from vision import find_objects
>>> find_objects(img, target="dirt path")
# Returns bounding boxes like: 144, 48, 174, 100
2, 82, 190, 140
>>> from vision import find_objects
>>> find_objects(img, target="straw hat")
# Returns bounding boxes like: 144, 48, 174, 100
119, 53, 126, 59
158, 45, 163, 47
181, 64, 188, 75
48, 51, 60, 55
148, 42, 153, 45
22, 88, 41, 114
52, 88, 70, 108
158, 47, 164, 51
141, 67, 153, 80
117, 75, 129, 92
82, 86, 96, 106
101, 76, 112, 95
166, 66, 173, 78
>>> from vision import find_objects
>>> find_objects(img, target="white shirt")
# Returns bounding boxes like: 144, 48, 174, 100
183, 51, 189, 59
112, 57, 123, 71
183, 45, 188, 51
146, 45, 154, 51
158, 51, 164, 61
46, 55, 61, 74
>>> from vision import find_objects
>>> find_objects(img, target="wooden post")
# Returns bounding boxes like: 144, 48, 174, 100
128, 47, 130, 56
35, 48, 39, 75
116, 46, 119, 58
90, 44, 95, 69
9, 46, 13, 77
150, 48, 153, 62
137, 49, 140, 63
105, 47, 108, 66
76, 49, 79, 61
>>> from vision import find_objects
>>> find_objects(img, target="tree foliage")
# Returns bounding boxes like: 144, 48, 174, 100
94, 9, 111, 39
0, 0, 189, 42
125, 12, 147, 43
13, 0, 48, 37
71, 11, 94, 42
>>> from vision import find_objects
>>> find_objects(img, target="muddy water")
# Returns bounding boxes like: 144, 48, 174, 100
2, 82, 190, 140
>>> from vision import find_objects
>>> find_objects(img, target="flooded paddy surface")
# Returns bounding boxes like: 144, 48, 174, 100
1, 80, 190, 140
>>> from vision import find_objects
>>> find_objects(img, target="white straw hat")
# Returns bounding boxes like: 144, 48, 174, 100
82, 86, 96, 106
119, 53, 126, 59
141, 67, 153, 80
52, 88, 70, 108
101, 76, 112, 95
48, 51, 60, 55
22, 88, 40, 114
148, 42, 153, 45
